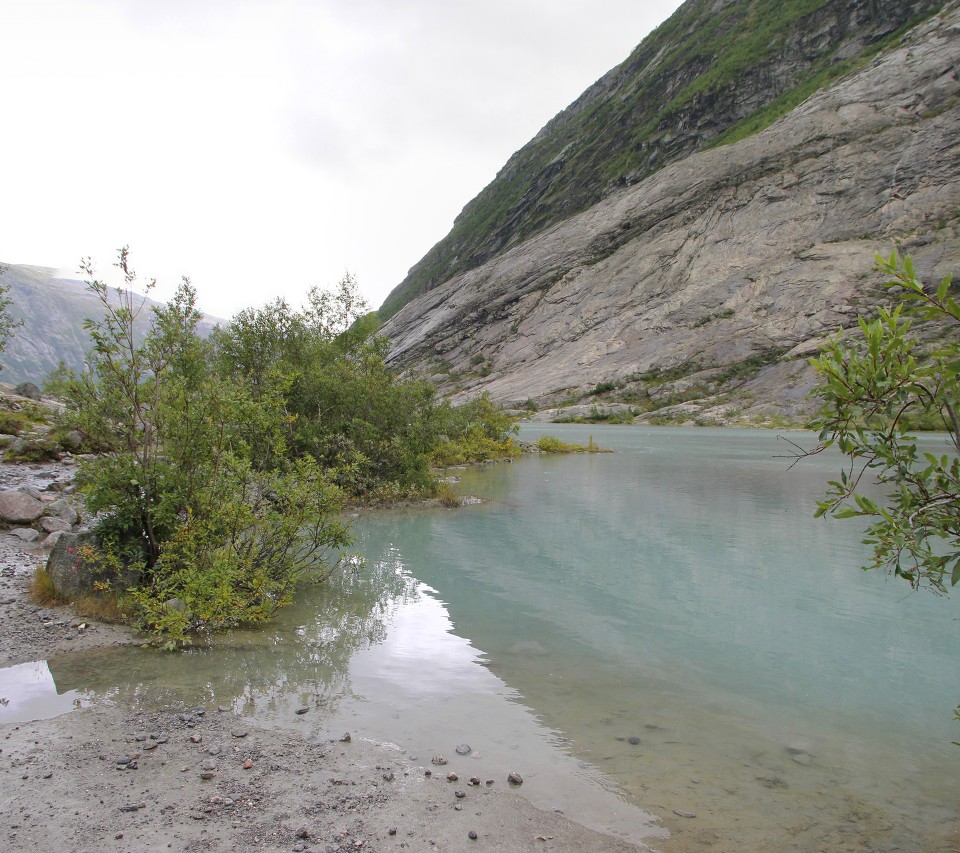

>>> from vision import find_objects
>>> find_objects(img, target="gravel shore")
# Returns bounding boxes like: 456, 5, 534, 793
0, 459, 653, 853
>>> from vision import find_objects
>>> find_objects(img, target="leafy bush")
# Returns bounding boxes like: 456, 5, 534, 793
431, 393, 520, 466
56, 249, 353, 643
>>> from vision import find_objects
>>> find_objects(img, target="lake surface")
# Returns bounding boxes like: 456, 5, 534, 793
8, 426, 958, 851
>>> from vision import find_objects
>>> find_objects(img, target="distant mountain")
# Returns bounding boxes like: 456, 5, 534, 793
0, 263, 223, 386
380, 0, 960, 425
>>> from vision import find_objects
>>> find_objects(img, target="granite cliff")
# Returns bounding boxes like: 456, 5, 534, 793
381, 0, 960, 424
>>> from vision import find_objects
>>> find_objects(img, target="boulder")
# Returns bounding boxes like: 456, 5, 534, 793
13, 382, 42, 400
47, 531, 142, 599
46, 498, 80, 526
43, 530, 66, 550
41, 516, 71, 534
61, 430, 84, 449
9, 527, 40, 543
0, 489, 45, 524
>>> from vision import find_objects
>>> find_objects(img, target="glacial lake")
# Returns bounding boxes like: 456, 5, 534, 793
10, 426, 959, 851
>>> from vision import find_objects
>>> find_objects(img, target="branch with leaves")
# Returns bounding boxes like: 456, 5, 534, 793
808, 252, 959, 593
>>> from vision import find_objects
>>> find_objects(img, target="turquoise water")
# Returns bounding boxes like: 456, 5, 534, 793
12, 426, 959, 850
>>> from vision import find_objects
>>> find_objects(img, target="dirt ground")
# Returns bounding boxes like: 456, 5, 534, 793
0, 459, 653, 853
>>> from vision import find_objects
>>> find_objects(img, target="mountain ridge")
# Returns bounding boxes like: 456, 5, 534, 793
380, 1, 960, 425
0, 263, 223, 386
379, 0, 944, 322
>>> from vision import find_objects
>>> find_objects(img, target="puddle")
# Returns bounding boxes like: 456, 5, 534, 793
0, 660, 91, 723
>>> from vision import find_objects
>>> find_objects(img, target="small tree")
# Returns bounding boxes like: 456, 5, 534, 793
59, 249, 352, 642
0, 267, 24, 370
808, 252, 959, 593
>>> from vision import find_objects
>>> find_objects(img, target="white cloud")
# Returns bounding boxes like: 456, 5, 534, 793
0, 0, 683, 319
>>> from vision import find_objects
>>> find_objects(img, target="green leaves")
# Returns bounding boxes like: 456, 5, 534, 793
65, 249, 356, 643
810, 251, 959, 595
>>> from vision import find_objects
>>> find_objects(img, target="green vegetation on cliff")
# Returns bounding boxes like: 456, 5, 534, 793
379, 0, 942, 321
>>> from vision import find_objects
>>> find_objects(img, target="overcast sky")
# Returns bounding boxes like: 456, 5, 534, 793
2, 0, 683, 320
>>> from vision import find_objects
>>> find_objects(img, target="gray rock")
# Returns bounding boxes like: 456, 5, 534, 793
61, 430, 84, 449
9, 527, 40, 542
42, 530, 65, 550
0, 489, 45, 524
40, 517, 71, 534
46, 531, 142, 599
46, 498, 80, 525
14, 382, 42, 401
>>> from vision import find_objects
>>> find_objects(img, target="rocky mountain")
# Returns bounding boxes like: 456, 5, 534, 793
380, 0, 960, 425
0, 264, 222, 386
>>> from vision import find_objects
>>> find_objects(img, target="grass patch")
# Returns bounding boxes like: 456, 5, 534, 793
0, 411, 30, 435
4, 438, 62, 463
536, 435, 611, 453
432, 481, 464, 508
29, 567, 67, 606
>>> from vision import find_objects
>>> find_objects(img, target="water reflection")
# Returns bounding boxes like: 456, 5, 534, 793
49, 553, 419, 715
0, 659, 90, 723
27, 427, 960, 851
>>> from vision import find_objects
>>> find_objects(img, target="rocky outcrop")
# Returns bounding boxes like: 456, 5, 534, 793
382, 5, 960, 422
379, 0, 943, 320
0, 489, 45, 524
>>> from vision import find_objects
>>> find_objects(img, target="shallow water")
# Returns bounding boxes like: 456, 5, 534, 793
10, 427, 960, 850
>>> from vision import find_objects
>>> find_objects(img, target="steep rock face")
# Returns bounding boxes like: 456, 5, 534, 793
382, 5, 960, 421
379, 0, 943, 320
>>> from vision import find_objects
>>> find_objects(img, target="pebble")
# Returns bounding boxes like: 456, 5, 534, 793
628, 736, 641, 745
339, 732, 351, 743
455, 744, 471, 755
507, 772, 523, 785
469, 777, 481, 786
243, 758, 254, 770
468, 831, 478, 840
189, 735, 203, 744
431, 754, 447, 766
207, 746, 222, 756
382, 771, 394, 782
200, 771, 215, 780
446, 772, 458, 782
454, 789, 466, 799
295, 707, 309, 715
673, 809, 696, 818
231, 730, 248, 739
388, 827, 397, 836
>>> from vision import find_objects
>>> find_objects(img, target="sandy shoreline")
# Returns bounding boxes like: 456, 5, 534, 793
0, 462, 658, 853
